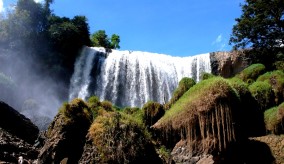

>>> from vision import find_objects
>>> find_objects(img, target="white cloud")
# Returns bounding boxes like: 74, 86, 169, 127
212, 34, 223, 45
212, 34, 228, 51
0, 0, 4, 13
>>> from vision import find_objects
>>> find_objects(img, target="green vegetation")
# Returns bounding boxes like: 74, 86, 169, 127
154, 77, 240, 153
142, 101, 165, 128
236, 64, 266, 83
90, 30, 120, 50
59, 98, 92, 124
165, 77, 195, 110
201, 72, 215, 81
230, 0, 284, 50
264, 102, 284, 134
257, 70, 284, 104
88, 110, 159, 163
249, 81, 275, 111
229, 0, 284, 67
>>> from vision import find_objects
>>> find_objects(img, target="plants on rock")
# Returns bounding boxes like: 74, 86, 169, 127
153, 77, 241, 155
165, 77, 195, 110
257, 70, 284, 104
249, 81, 275, 111
88, 110, 160, 163
236, 63, 266, 83
142, 101, 165, 128
59, 98, 92, 124
264, 102, 284, 134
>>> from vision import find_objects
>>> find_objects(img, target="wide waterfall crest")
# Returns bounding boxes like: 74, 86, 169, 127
69, 47, 211, 107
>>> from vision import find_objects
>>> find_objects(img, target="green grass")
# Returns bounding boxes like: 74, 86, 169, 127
156, 77, 239, 128
257, 70, 284, 104
249, 81, 275, 110
264, 102, 284, 134
236, 63, 266, 83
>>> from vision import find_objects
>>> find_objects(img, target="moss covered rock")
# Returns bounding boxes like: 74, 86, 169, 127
236, 63, 266, 83
81, 110, 161, 163
142, 101, 165, 128
249, 81, 275, 111
264, 103, 284, 134
153, 77, 241, 160
38, 99, 93, 163
229, 78, 266, 137
257, 70, 284, 104
165, 77, 195, 110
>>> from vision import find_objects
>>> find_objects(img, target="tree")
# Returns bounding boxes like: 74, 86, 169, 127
229, 0, 284, 50
91, 30, 110, 48
110, 34, 120, 49
91, 30, 120, 49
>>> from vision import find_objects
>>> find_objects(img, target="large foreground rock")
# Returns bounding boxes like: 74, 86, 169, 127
0, 127, 38, 163
0, 101, 39, 144
38, 99, 92, 163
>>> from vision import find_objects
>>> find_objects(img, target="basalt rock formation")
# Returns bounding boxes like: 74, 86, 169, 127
210, 50, 252, 78
0, 101, 39, 144
153, 78, 242, 163
38, 99, 92, 164
0, 101, 39, 163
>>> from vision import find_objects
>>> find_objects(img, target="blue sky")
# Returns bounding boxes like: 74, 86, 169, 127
2, 0, 244, 56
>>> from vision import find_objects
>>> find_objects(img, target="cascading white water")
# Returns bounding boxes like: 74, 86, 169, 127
69, 47, 211, 108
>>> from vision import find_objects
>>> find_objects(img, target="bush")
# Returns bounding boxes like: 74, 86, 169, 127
229, 77, 266, 137
257, 70, 284, 104
264, 102, 284, 134
273, 61, 284, 71
88, 111, 160, 163
59, 98, 92, 124
249, 81, 275, 111
165, 77, 195, 110
100, 100, 113, 111
236, 63, 266, 83
142, 101, 165, 128
201, 72, 215, 81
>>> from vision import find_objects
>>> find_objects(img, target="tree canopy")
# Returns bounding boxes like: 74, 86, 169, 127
229, 0, 284, 50
91, 30, 120, 49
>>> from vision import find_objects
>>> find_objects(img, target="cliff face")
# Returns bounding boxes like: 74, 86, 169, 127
0, 101, 39, 144
0, 101, 39, 163
210, 51, 252, 78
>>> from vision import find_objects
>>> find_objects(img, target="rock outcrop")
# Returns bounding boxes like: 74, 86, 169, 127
38, 99, 92, 163
153, 77, 242, 163
0, 127, 38, 163
0, 101, 39, 144
210, 51, 252, 78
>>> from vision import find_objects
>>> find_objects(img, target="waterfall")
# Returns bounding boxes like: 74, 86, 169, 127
69, 47, 211, 108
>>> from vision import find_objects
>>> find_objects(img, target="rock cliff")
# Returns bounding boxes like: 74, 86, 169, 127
210, 50, 252, 78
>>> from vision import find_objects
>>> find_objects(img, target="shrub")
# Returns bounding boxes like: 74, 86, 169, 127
273, 61, 284, 71
229, 77, 266, 137
165, 77, 195, 110
59, 98, 92, 124
142, 101, 165, 128
88, 111, 160, 163
100, 100, 113, 111
249, 81, 275, 111
257, 70, 284, 104
201, 72, 215, 80
236, 63, 266, 83
264, 102, 284, 134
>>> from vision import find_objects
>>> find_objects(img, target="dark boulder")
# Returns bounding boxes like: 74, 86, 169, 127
0, 101, 39, 144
